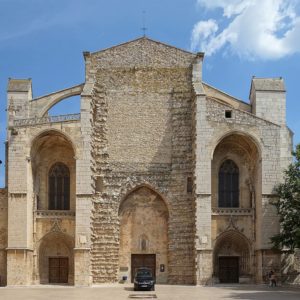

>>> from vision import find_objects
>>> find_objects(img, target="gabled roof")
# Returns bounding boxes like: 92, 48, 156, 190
84, 36, 197, 68
203, 82, 251, 112
88, 36, 195, 57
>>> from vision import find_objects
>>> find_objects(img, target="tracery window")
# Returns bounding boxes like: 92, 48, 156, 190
218, 159, 239, 207
48, 162, 70, 210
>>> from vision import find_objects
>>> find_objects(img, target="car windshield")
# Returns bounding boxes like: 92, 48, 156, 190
136, 270, 152, 278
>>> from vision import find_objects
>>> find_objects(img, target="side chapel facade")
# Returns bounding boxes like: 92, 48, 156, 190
0, 37, 297, 286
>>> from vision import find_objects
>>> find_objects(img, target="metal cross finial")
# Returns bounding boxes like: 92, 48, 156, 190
141, 10, 147, 37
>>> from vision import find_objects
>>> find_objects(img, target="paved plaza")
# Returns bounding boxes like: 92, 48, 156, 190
0, 284, 299, 300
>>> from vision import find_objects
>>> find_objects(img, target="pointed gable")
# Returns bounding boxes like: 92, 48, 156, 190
87, 37, 196, 69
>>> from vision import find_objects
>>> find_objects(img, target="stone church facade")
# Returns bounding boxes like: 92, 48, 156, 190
0, 37, 297, 286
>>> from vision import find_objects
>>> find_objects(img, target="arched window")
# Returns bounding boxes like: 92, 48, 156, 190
218, 160, 239, 207
48, 163, 70, 210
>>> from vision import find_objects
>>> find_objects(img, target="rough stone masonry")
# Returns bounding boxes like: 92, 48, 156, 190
1, 37, 298, 286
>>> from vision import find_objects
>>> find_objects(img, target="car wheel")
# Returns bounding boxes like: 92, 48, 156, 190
151, 285, 155, 291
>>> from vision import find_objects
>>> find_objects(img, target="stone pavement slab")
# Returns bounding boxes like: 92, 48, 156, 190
0, 284, 299, 300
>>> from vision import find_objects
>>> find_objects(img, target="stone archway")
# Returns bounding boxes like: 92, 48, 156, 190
211, 133, 261, 209
210, 132, 260, 284
119, 186, 169, 283
38, 232, 74, 284
213, 230, 251, 283
30, 130, 76, 211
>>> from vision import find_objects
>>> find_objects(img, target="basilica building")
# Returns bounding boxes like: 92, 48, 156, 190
0, 37, 295, 286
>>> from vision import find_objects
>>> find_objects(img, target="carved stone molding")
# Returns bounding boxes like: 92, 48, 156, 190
13, 113, 80, 127
212, 207, 253, 216
35, 210, 75, 218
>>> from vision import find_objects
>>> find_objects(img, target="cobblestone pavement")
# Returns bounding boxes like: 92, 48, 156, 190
0, 284, 299, 300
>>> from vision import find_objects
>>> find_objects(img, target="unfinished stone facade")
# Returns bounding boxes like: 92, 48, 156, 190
0, 189, 7, 286
1, 37, 296, 286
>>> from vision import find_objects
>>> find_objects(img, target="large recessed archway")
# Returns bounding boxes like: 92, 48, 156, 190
211, 132, 260, 284
38, 232, 74, 284
118, 186, 169, 283
30, 130, 76, 211
211, 132, 261, 209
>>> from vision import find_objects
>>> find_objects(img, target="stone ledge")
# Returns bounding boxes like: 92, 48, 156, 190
35, 210, 75, 218
212, 207, 253, 215
6, 247, 33, 251
13, 113, 80, 127
74, 248, 91, 251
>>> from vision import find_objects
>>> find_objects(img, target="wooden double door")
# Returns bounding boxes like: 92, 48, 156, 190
131, 254, 156, 282
49, 257, 69, 284
219, 256, 239, 283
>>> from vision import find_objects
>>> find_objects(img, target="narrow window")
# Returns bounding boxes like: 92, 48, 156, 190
95, 176, 104, 193
225, 110, 232, 118
187, 177, 193, 193
218, 160, 239, 207
49, 162, 70, 210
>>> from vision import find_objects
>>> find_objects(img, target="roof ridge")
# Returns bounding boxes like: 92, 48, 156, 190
203, 82, 249, 105
87, 36, 196, 56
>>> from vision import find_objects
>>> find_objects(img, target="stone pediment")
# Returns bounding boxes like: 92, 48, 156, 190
87, 37, 196, 68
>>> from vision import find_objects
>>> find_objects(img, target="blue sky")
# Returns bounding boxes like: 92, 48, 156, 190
0, 0, 299, 187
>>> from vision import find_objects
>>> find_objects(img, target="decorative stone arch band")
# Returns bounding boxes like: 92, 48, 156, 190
210, 130, 263, 161
118, 181, 171, 217
29, 128, 78, 159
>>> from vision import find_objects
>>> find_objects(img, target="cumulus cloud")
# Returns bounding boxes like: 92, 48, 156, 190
191, 0, 300, 59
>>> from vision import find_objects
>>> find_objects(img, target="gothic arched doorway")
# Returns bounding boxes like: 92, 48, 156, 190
213, 230, 251, 283
38, 232, 74, 284
119, 186, 169, 283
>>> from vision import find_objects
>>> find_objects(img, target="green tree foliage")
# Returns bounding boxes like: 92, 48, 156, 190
271, 144, 300, 252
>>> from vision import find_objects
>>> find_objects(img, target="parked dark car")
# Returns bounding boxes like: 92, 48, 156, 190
133, 267, 155, 291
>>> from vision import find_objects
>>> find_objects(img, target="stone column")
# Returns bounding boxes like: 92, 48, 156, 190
74, 82, 94, 286
192, 53, 213, 284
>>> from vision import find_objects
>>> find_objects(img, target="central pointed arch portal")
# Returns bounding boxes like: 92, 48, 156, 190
118, 186, 169, 283
213, 230, 251, 283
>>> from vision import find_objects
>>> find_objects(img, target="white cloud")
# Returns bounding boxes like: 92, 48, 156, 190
197, 0, 254, 17
192, 0, 300, 60
191, 19, 219, 51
